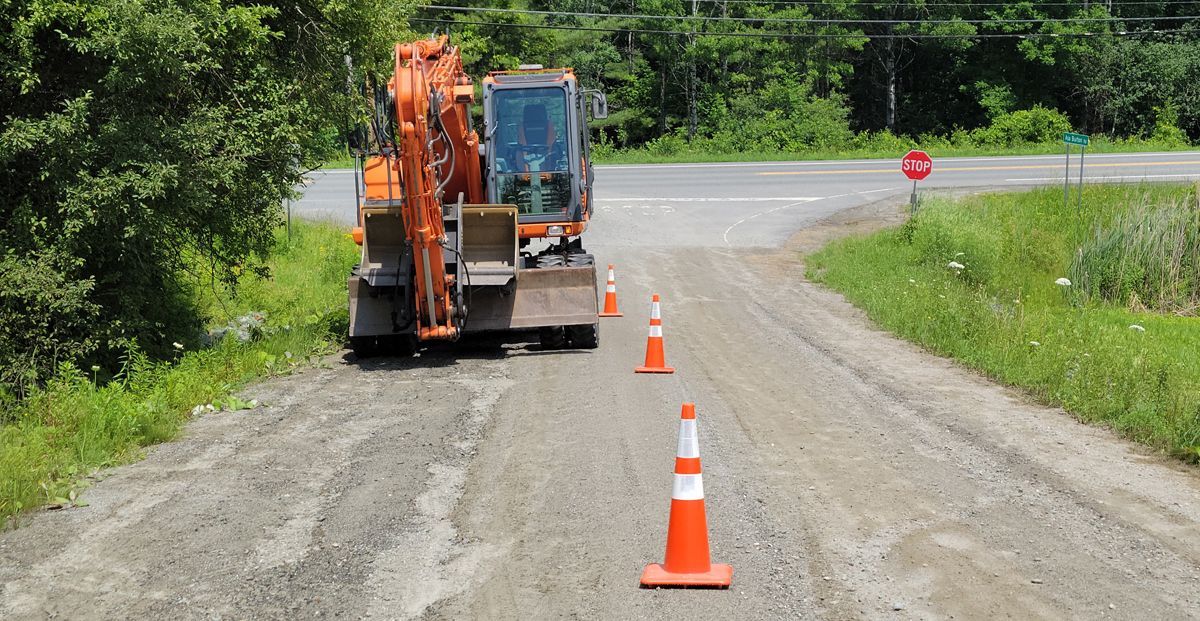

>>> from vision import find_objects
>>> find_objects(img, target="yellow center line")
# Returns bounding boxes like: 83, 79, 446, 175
756, 160, 1200, 176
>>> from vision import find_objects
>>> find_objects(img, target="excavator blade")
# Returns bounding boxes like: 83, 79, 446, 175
463, 265, 599, 332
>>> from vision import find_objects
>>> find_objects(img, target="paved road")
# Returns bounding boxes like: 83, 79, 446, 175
4, 151, 1200, 619
295, 151, 1200, 246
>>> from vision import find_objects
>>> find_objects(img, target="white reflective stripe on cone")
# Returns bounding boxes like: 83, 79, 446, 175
651, 302, 661, 320
606, 283, 616, 293
648, 325, 663, 338
607, 269, 615, 280
672, 473, 705, 500
676, 419, 699, 458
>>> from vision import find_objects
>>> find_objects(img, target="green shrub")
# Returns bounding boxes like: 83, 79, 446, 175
1150, 103, 1191, 148
0, 252, 100, 396
971, 106, 1072, 147
644, 131, 688, 157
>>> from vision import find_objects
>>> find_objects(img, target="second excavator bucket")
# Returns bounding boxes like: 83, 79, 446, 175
460, 206, 519, 286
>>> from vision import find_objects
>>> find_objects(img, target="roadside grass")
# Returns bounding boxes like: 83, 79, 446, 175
0, 220, 358, 524
591, 136, 1194, 165
806, 184, 1200, 460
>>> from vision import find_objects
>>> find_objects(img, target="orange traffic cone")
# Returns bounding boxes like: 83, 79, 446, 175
641, 403, 733, 588
635, 294, 674, 374
599, 264, 623, 318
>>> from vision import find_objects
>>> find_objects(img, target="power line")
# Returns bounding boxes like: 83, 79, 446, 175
424, 4, 1200, 25
413, 17, 1197, 38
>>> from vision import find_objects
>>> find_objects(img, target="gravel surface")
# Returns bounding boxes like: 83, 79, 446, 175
2, 198, 1199, 620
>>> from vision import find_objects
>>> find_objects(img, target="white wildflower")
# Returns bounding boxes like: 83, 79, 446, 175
947, 261, 965, 270
1129, 324, 1146, 333
90, 365, 101, 372
1029, 341, 1041, 347
1055, 278, 1072, 287
172, 342, 184, 350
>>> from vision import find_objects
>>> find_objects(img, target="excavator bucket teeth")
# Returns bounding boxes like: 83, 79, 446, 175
464, 266, 598, 332
460, 206, 519, 286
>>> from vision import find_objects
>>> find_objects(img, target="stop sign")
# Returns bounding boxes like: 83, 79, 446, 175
901, 150, 933, 181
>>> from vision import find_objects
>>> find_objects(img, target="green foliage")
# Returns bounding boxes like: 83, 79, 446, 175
808, 185, 1200, 460
1, 221, 359, 523
1072, 195, 1200, 313
0, 0, 411, 393
970, 106, 1072, 148
1151, 103, 1191, 147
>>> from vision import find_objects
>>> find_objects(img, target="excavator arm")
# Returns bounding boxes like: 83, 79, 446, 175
388, 37, 482, 340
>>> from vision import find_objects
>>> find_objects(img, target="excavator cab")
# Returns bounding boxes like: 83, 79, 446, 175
482, 67, 606, 228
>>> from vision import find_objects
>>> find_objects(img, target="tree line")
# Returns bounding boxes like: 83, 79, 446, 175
425, 1, 1200, 152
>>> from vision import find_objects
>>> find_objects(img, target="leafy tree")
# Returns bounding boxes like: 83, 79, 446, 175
0, 0, 412, 393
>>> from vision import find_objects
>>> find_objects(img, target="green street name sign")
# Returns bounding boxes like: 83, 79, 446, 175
1063, 132, 1090, 146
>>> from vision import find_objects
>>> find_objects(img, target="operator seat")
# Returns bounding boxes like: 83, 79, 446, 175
517, 104, 560, 170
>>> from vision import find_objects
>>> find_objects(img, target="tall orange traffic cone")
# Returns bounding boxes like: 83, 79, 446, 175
641, 403, 733, 588
635, 294, 674, 374
599, 264, 623, 317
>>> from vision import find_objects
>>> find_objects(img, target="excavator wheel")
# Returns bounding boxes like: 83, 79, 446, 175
538, 326, 567, 350
566, 323, 599, 349
380, 334, 417, 357
350, 336, 379, 359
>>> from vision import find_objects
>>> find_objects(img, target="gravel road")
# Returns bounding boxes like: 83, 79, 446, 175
2, 194, 1199, 620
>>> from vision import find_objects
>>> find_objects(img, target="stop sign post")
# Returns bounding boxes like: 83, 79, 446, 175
901, 150, 933, 214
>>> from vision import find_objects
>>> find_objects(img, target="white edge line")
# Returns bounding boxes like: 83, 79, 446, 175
1006, 174, 1200, 182
595, 197, 822, 202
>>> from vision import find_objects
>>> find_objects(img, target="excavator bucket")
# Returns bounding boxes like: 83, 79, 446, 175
460, 206, 519, 286
459, 205, 598, 332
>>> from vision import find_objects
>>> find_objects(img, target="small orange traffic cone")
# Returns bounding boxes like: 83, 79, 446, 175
599, 264, 623, 318
641, 403, 733, 588
635, 294, 674, 374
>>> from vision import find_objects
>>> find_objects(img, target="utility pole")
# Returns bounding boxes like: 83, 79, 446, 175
628, 0, 635, 73
687, 0, 698, 141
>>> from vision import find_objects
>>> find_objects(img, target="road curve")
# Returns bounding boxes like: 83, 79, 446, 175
3, 152, 1199, 619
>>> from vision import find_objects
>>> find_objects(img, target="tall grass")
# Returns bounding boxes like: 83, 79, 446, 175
0, 220, 358, 523
1072, 197, 1200, 314
807, 184, 1200, 460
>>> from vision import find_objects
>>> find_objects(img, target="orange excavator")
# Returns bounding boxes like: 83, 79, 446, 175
346, 36, 609, 356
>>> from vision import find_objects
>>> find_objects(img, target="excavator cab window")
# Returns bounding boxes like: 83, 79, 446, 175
491, 87, 573, 216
